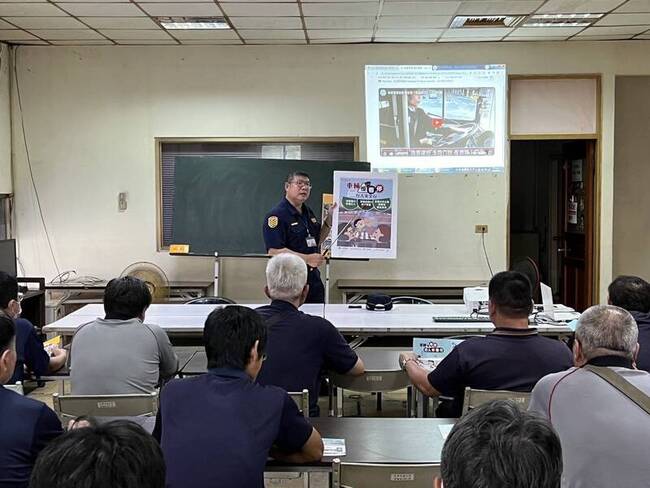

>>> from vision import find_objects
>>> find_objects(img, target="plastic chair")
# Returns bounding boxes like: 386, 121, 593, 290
52, 391, 159, 423
288, 389, 309, 418
185, 297, 236, 305
332, 459, 440, 488
4, 381, 24, 395
461, 387, 531, 415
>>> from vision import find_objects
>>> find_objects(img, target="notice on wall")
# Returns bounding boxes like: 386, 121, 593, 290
331, 171, 398, 259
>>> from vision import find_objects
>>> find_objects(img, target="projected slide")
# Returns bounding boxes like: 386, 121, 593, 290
365, 65, 507, 173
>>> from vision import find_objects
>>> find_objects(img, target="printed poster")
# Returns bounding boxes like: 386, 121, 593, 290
331, 171, 398, 259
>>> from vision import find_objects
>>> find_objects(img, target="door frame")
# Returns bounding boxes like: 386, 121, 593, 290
507, 74, 602, 307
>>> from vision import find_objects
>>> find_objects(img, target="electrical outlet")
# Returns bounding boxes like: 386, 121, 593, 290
118, 192, 128, 212
475, 225, 488, 234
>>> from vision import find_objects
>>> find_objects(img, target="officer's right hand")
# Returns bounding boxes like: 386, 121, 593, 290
305, 253, 325, 268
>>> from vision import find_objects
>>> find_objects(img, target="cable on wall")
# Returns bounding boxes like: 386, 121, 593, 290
481, 231, 494, 278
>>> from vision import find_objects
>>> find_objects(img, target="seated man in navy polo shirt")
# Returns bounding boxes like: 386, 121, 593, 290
0, 271, 67, 383
256, 253, 365, 416
400, 271, 573, 417
0, 315, 63, 488
154, 306, 323, 488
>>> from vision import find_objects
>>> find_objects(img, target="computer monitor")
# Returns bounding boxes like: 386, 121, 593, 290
0, 239, 17, 277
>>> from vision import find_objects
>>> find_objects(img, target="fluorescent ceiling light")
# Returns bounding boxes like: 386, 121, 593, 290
450, 15, 525, 28
523, 13, 603, 27
157, 17, 230, 30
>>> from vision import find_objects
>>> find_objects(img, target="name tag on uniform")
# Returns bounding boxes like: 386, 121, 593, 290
306, 236, 317, 247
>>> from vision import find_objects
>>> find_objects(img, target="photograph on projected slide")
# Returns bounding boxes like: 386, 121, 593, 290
331, 171, 398, 260
378, 87, 496, 157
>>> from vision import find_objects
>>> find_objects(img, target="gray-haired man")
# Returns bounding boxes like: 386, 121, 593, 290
256, 253, 364, 416
529, 305, 650, 488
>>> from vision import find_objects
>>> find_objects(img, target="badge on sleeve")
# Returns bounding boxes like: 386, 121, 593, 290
267, 216, 278, 229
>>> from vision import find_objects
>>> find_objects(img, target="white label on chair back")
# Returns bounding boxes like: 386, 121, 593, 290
390, 474, 415, 481
96, 401, 117, 409
366, 375, 383, 382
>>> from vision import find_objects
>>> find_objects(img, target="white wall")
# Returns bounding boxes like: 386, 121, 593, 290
0, 43, 10, 194
10, 41, 650, 302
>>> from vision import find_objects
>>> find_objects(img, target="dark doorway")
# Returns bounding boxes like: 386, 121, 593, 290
510, 140, 596, 312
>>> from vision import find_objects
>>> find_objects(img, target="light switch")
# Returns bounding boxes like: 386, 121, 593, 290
118, 192, 128, 212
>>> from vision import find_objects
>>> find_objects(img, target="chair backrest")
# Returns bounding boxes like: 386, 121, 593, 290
186, 297, 235, 305
331, 370, 411, 393
333, 459, 440, 488
4, 382, 24, 395
461, 387, 531, 415
287, 389, 309, 417
52, 392, 159, 422
391, 296, 433, 305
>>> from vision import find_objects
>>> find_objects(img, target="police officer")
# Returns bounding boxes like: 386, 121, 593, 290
263, 172, 332, 303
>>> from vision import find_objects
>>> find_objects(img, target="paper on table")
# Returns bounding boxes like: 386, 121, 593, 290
438, 424, 454, 440
323, 438, 346, 457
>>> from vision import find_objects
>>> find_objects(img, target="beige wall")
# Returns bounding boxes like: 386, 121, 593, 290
9, 41, 650, 303
0, 43, 10, 194
613, 76, 650, 282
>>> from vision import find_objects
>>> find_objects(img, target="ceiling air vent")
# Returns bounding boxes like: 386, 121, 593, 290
450, 15, 525, 28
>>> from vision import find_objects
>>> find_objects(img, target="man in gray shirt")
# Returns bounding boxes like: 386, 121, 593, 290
529, 305, 650, 488
71, 276, 178, 394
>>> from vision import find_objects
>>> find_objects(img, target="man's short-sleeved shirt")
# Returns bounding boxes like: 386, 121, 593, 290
10, 318, 50, 384
0, 386, 62, 488
70, 317, 178, 395
155, 368, 313, 488
529, 356, 650, 488
256, 300, 359, 416
427, 328, 573, 417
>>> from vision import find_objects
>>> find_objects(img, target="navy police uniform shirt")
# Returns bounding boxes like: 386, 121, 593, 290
0, 386, 62, 488
154, 367, 313, 488
256, 300, 359, 416
427, 328, 573, 417
263, 198, 325, 303
10, 318, 50, 384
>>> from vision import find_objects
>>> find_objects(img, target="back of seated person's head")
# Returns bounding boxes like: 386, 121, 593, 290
103, 276, 152, 320
488, 271, 534, 319
203, 306, 267, 374
29, 420, 165, 488
438, 400, 562, 488
0, 271, 19, 312
575, 304, 638, 361
608, 275, 650, 313
0, 314, 17, 384
265, 253, 308, 302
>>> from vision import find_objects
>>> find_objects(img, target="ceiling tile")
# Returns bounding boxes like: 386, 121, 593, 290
615, 0, 650, 12
537, 0, 625, 13
308, 28, 371, 37
30, 28, 105, 39
303, 0, 376, 2
381, 2, 460, 15
166, 28, 239, 39
138, 3, 221, 16
54, 0, 129, 3
79, 17, 159, 29
503, 35, 568, 40
0, 4, 67, 16
377, 15, 451, 27
56, 3, 144, 16
0, 20, 17, 28
100, 28, 173, 39
49, 39, 114, 44
115, 39, 178, 44
635, 32, 650, 37
4, 16, 86, 29
238, 28, 305, 39
577, 25, 649, 34
310, 37, 370, 42
1, 0, 47, 3
570, 33, 633, 38
457, 0, 542, 15
509, 26, 584, 36
246, 39, 306, 43
304, 16, 375, 28
179, 39, 243, 43
438, 35, 502, 41
596, 12, 650, 25
302, 2, 379, 16
375, 27, 443, 36
12, 40, 49, 44
220, 3, 299, 16
0, 29, 38, 39
441, 27, 512, 37
374, 37, 435, 42
229, 16, 302, 28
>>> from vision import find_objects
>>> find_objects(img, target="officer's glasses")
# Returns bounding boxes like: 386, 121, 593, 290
291, 180, 312, 189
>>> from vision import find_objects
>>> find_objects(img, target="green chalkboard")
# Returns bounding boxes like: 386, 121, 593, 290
171, 157, 370, 256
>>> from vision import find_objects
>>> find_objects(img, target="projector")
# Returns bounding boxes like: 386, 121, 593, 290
463, 286, 489, 314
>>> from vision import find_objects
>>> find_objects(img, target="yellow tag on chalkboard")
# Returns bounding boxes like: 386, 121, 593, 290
169, 244, 190, 254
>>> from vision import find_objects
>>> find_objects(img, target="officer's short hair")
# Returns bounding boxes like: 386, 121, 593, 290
488, 271, 533, 319
286, 171, 310, 183
441, 400, 562, 488
103, 276, 152, 320
266, 253, 308, 301
608, 275, 650, 313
